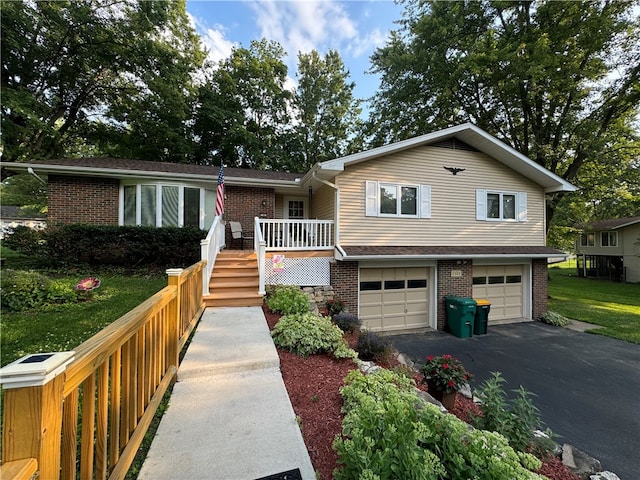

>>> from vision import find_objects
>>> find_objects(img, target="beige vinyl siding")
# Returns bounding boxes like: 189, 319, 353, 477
311, 183, 335, 220
274, 195, 284, 219
336, 146, 546, 247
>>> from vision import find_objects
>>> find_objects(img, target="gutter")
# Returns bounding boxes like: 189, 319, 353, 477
1, 162, 303, 190
336, 252, 569, 261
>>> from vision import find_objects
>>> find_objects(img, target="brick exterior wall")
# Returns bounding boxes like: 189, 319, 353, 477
223, 186, 275, 247
48, 175, 119, 225
329, 260, 358, 314
532, 259, 548, 320
436, 260, 473, 331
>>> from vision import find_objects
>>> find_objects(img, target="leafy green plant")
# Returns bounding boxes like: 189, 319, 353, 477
266, 285, 310, 315
270, 312, 357, 359
539, 310, 570, 327
331, 312, 361, 333
0, 269, 79, 312
2, 225, 44, 256
420, 354, 473, 393
326, 297, 346, 316
334, 369, 543, 480
471, 372, 551, 453
355, 331, 392, 363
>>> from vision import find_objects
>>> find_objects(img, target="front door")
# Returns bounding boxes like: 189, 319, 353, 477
284, 198, 306, 247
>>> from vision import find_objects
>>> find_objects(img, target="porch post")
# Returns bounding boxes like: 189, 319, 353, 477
1, 351, 75, 479
166, 268, 184, 370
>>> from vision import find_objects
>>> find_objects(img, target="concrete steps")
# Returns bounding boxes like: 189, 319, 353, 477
204, 250, 263, 307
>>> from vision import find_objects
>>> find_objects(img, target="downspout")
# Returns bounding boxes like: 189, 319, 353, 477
311, 171, 340, 246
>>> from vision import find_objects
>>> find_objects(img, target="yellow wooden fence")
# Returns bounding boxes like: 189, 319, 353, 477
0, 261, 206, 480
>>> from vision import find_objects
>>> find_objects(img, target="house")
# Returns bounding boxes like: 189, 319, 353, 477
0, 205, 47, 239
575, 217, 640, 283
1, 123, 576, 333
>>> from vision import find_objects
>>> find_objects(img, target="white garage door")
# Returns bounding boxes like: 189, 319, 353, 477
359, 267, 429, 332
472, 265, 524, 322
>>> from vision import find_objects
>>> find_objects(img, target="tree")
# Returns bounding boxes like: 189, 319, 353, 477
1, 0, 205, 164
294, 50, 362, 170
194, 40, 293, 170
367, 0, 640, 228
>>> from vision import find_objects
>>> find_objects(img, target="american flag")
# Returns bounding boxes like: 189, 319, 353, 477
215, 164, 224, 216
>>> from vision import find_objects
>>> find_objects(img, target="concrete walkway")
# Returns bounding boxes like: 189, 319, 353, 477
138, 307, 316, 480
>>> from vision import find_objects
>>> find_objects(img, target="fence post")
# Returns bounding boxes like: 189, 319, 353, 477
0, 351, 75, 479
166, 268, 184, 370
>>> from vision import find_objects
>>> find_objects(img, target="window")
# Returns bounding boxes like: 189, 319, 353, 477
122, 184, 208, 228
479, 190, 522, 221
384, 280, 405, 289
360, 281, 382, 291
580, 233, 595, 247
365, 181, 431, 218
601, 231, 617, 247
408, 279, 427, 288
476, 190, 526, 222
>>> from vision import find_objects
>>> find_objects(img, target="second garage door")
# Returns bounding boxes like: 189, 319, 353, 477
472, 265, 524, 322
359, 267, 430, 332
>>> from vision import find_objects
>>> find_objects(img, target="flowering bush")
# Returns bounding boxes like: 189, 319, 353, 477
420, 354, 473, 393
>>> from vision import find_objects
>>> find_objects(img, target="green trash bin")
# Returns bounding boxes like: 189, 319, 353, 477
473, 298, 491, 335
444, 296, 476, 338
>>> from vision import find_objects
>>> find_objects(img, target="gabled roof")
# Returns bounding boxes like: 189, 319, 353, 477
310, 123, 576, 193
577, 216, 640, 231
1, 158, 303, 189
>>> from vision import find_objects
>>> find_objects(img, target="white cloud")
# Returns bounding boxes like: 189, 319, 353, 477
188, 12, 236, 65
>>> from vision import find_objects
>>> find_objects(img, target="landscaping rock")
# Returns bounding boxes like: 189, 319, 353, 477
395, 352, 415, 369
358, 361, 381, 375
415, 389, 447, 413
590, 472, 620, 480
562, 444, 602, 479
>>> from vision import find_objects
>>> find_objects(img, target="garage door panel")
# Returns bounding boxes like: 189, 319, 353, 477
359, 267, 429, 332
472, 265, 523, 322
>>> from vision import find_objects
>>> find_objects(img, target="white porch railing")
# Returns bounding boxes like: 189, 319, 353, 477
255, 217, 267, 295
257, 219, 335, 251
200, 215, 226, 296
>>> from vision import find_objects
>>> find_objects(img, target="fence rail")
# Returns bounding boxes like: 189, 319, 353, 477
257, 219, 334, 251
0, 261, 206, 480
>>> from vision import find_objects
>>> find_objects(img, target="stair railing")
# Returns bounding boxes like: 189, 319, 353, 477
254, 216, 266, 295
200, 215, 226, 296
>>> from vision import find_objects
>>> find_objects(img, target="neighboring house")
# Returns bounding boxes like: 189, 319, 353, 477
1, 123, 576, 333
0, 205, 47, 239
575, 217, 640, 283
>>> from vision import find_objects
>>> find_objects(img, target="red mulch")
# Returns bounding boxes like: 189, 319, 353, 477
263, 305, 575, 480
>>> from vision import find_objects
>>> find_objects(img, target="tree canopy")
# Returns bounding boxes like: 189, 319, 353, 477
367, 0, 640, 228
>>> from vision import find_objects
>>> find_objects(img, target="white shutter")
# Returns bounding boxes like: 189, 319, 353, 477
420, 185, 432, 218
476, 189, 486, 220
517, 192, 527, 222
365, 181, 378, 217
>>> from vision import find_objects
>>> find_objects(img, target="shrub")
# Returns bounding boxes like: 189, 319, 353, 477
266, 285, 310, 315
471, 372, 552, 453
3, 225, 45, 257
539, 310, 570, 327
331, 312, 361, 333
0, 269, 79, 312
355, 331, 392, 363
334, 369, 543, 480
270, 312, 357, 359
36, 224, 203, 268
326, 297, 346, 316
420, 354, 473, 393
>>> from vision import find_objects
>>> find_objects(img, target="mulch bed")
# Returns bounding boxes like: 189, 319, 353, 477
263, 305, 578, 480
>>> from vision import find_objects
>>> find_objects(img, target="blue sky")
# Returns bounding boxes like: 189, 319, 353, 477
186, 0, 404, 106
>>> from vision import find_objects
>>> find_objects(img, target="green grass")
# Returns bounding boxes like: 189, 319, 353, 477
1, 262, 167, 367
548, 259, 640, 344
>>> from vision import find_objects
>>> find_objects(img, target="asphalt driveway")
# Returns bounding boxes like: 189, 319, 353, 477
389, 322, 640, 480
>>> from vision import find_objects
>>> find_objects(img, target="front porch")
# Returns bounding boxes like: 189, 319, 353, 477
201, 218, 335, 307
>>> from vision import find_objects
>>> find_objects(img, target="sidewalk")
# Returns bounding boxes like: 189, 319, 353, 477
138, 307, 316, 480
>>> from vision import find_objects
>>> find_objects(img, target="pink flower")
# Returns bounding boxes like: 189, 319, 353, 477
442, 363, 449, 369
427, 355, 434, 361
448, 380, 455, 387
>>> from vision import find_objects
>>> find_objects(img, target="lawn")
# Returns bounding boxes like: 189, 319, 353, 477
0, 249, 167, 366
548, 259, 640, 344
